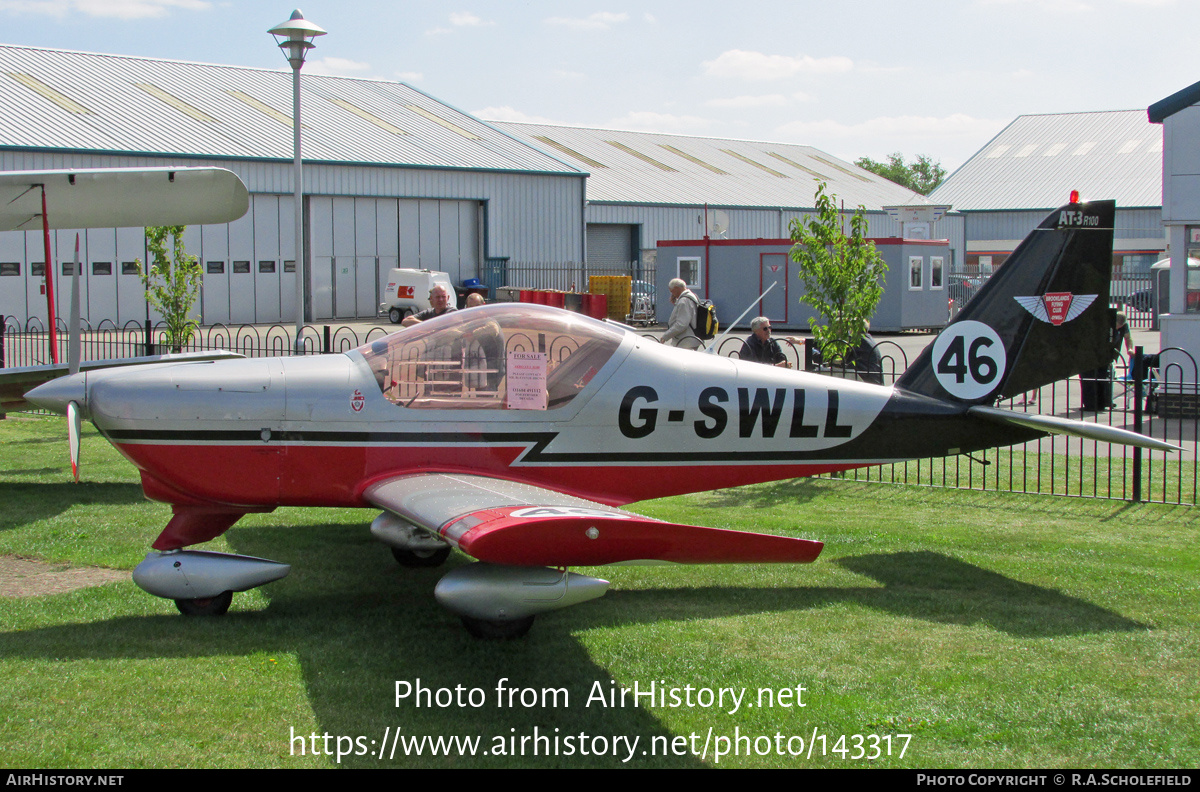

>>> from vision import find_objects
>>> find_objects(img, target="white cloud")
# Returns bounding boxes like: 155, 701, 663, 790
449, 11, 494, 26
705, 94, 791, 109
703, 49, 854, 80
395, 71, 424, 83
423, 26, 452, 37
475, 106, 565, 125
544, 12, 629, 31
0, 0, 208, 18
305, 57, 371, 77
977, 0, 1092, 11
604, 110, 715, 133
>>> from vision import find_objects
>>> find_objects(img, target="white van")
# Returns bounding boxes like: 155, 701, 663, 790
380, 269, 455, 323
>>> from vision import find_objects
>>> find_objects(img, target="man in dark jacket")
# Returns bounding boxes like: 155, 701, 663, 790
739, 317, 793, 368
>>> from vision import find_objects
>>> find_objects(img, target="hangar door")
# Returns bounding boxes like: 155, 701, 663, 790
587, 224, 637, 269
310, 197, 479, 321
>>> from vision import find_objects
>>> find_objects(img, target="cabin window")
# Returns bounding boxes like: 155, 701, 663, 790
356, 304, 623, 411
92, 261, 112, 276
206, 261, 225, 274
930, 256, 944, 289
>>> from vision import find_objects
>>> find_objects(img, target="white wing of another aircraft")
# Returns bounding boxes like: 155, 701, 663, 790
0, 166, 249, 231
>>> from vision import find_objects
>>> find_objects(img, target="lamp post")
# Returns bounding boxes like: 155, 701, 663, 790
269, 9, 326, 355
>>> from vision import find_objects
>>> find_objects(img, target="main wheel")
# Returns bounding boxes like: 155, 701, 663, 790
391, 545, 451, 568
461, 615, 535, 640
174, 590, 233, 617
388, 307, 403, 324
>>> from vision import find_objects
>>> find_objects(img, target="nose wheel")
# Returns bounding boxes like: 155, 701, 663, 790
460, 615, 535, 640
391, 545, 451, 568
174, 590, 233, 616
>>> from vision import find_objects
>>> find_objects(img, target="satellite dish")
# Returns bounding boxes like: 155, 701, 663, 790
707, 209, 729, 238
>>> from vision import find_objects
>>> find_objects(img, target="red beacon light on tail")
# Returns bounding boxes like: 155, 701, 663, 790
1070, 189, 1080, 203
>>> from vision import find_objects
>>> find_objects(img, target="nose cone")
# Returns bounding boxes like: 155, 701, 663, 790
25, 372, 86, 415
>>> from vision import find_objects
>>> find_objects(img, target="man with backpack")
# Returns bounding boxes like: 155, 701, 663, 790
661, 278, 704, 350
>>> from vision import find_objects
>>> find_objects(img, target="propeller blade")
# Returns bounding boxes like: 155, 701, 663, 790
67, 400, 81, 482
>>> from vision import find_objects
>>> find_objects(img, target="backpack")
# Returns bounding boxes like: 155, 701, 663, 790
692, 298, 719, 340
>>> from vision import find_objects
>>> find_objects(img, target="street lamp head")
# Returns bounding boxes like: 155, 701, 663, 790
268, 9, 326, 70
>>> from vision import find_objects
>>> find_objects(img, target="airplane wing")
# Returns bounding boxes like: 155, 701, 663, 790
0, 167, 249, 231
363, 473, 823, 566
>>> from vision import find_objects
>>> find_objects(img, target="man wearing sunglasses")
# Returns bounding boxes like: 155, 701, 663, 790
739, 316, 794, 368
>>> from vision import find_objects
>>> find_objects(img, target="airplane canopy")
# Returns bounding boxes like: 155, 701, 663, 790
0, 167, 249, 231
357, 303, 626, 411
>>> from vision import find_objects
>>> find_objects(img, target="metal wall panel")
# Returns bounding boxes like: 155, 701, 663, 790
399, 199, 420, 270
86, 228, 116, 326
227, 198, 255, 323
24, 231, 43, 327
278, 194, 297, 324
200, 223, 229, 325
418, 199, 441, 274
253, 195, 281, 323
115, 226, 144, 328
0, 227, 27, 321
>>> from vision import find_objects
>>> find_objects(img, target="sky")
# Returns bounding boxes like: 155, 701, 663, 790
0, 0, 1192, 175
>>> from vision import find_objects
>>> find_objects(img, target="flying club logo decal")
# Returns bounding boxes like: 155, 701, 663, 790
1013, 293, 1097, 326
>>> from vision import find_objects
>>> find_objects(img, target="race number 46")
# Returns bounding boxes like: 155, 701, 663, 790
931, 320, 1006, 400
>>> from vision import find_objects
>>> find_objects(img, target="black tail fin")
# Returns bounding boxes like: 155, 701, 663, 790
897, 199, 1115, 404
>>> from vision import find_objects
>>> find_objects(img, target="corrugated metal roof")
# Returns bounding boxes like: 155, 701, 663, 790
928, 110, 1162, 211
0, 44, 582, 176
494, 122, 926, 210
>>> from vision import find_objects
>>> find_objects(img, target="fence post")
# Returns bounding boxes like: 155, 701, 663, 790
322, 325, 331, 354
143, 320, 154, 357
0, 314, 5, 369
1132, 346, 1144, 503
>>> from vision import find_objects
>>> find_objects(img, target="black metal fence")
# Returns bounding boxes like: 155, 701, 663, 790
0, 315, 395, 366
5, 313, 1197, 506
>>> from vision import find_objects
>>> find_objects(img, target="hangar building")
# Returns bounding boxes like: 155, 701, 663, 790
928, 110, 1165, 283
0, 43, 961, 331
0, 44, 586, 328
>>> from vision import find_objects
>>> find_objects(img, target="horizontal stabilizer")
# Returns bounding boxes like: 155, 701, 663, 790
968, 405, 1179, 452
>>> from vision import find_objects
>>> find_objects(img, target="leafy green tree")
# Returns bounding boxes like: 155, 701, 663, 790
789, 183, 887, 363
855, 152, 945, 195
139, 225, 202, 352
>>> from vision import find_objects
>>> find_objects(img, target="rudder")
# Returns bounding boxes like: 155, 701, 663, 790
897, 198, 1115, 404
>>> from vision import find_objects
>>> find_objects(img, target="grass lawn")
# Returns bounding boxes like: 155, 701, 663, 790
0, 414, 1196, 768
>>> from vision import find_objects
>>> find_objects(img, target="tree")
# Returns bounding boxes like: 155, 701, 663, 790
789, 183, 887, 363
855, 152, 945, 195
139, 225, 202, 352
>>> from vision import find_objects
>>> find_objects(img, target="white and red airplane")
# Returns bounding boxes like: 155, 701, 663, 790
25, 197, 1173, 638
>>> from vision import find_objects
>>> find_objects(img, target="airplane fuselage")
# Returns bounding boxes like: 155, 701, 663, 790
75, 320, 1028, 521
